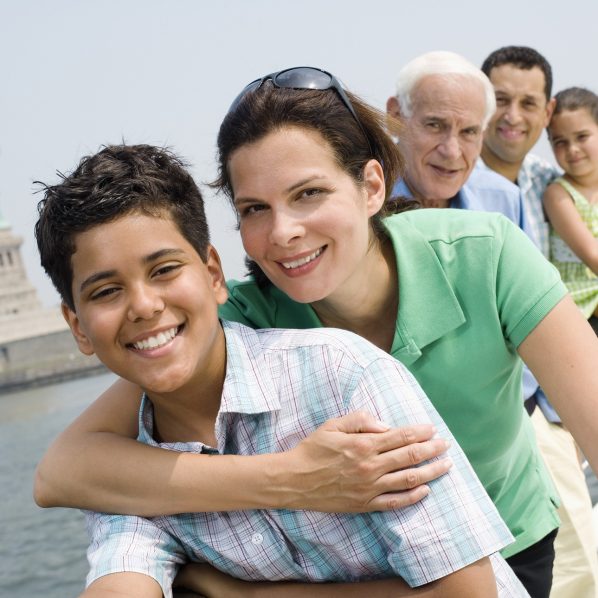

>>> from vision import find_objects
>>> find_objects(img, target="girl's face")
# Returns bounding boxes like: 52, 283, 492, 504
228, 126, 386, 304
549, 108, 598, 179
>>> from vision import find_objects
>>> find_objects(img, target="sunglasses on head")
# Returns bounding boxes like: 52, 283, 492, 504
228, 66, 372, 154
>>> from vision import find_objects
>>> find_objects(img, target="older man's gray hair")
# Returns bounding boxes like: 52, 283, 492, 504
395, 51, 497, 128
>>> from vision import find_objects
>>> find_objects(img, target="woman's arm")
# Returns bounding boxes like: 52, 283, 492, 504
518, 294, 598, 474
544, 182, 598, 274
34, 379, 452, 515
174, 558, 497, 598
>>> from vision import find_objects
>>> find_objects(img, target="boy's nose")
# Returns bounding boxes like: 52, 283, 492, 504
127, 285, 165, 321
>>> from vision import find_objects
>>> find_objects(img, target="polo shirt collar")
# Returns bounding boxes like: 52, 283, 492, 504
384, 214, 466, 366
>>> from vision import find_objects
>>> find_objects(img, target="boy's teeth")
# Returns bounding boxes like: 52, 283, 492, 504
132, 327, 178, 350
282, 248, 322, 270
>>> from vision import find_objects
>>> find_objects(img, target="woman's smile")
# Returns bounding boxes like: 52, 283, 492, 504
229, 126, 385, 304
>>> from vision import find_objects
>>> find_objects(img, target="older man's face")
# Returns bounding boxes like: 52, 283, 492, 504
400, 75, 486, 204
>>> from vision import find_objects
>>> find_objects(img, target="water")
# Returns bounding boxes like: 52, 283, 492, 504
0, 372, 116, 598
1, 373, 597, 597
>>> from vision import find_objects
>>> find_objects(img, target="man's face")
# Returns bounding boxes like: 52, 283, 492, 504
484, 64, 554, 165
398, 75, 486, 204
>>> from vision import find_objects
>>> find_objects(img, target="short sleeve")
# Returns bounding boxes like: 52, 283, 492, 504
84, 511, 187, 598
494, 218, 567, 347
344, 356, 514, 587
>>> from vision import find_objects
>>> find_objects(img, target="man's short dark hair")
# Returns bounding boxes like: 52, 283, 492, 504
35, 144, 210, 311
481, 46, 553, 100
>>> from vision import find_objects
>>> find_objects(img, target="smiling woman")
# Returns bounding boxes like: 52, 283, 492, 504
228, 127, 386, 306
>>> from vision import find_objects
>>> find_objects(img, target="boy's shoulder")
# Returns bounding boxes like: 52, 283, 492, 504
222, 320, 396, 370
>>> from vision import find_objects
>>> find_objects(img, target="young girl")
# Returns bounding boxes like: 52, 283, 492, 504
545, 87, 598, 326
35, 67, 598, 598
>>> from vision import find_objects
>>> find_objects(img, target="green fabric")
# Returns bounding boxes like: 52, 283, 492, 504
549, 177, 598, 318
219, 209, 567, 558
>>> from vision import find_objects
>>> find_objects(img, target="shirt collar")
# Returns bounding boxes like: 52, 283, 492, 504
384, 213, 466, 366
392, 178, 462, 208
137, 321, 281, 450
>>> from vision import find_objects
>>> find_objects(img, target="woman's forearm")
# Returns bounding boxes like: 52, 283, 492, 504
34, 375, 451, 515
35, 410, 451, 515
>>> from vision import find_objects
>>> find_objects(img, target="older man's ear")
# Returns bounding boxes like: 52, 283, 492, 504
386, 96, 402, 138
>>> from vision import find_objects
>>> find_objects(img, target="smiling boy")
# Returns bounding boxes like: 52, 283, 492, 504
35, 144, 527, 597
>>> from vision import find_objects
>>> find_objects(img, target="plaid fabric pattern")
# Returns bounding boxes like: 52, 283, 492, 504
517, 154, 561, 258
85, 321, 527, 597
549, 177, 598, 317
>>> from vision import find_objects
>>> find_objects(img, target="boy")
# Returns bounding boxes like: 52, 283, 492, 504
35, 144, 527, 597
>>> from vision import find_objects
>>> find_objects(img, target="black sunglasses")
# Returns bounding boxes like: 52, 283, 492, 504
228, 66, 372, 154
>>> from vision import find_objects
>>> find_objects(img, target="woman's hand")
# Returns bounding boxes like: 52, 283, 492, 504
35, 377, 450, 514
279, 410, 452, 511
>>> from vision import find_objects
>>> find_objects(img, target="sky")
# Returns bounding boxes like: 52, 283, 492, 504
2, 0, 598, 307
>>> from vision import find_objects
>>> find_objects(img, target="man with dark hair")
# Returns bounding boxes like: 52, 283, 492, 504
480, 45, 598, 598
480, 45, 557, 257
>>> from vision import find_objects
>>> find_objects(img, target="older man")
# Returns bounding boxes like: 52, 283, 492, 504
386, 51, 530, 237
386, 51, 555, 598
480, 45, 598, 598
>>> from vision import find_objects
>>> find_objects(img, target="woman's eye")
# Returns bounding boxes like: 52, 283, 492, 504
301, 188, 323, 199
239, 204, 266, 217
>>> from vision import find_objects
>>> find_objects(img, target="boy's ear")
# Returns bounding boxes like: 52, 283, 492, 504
205, 246, 229, 306
61, 302, 96, 356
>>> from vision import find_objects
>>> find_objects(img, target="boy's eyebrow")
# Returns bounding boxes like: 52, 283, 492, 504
79, 248, 186, 293
79, 269, 118, 293
143, 248, 186, 263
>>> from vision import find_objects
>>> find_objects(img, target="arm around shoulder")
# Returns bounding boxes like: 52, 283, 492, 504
34, 373, 449, 515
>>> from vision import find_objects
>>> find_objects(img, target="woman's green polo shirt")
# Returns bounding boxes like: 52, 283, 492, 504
219, 209, 567, 558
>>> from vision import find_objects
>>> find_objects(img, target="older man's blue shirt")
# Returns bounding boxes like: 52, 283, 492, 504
392, 164, 535, 245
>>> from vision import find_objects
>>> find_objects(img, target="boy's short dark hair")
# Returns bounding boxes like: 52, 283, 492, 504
35, 144, 210, 311
481, 46, 553, 101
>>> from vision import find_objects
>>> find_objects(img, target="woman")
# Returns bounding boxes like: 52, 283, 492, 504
36, 67, 598, 597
